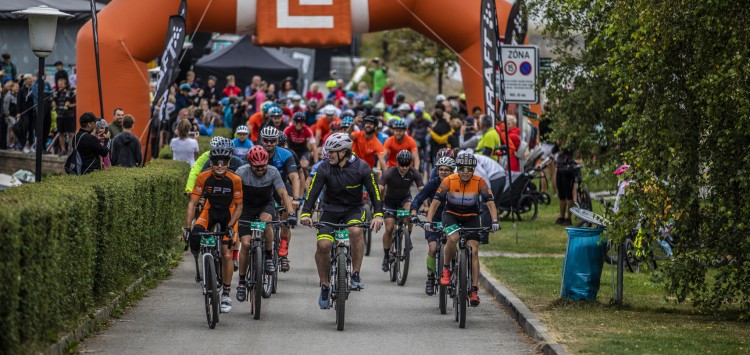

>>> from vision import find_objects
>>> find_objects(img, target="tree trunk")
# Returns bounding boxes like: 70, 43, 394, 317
437, 65, 444, 95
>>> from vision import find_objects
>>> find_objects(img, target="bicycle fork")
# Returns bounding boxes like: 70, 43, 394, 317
330, 245, 352, 300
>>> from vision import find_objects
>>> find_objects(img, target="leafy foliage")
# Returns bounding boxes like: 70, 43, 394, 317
383, 29, 458, 93
534, 0, 750, 318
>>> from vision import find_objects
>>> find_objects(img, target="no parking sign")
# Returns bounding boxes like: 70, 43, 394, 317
501, 45, 539, 104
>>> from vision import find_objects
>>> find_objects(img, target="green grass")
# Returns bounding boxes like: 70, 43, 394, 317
481, 198, 750, 354
482, 257, 750, 354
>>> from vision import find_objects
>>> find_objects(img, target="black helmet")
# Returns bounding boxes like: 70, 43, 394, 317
396, 150, 413, 166
455, 152, 477, 167
277, 131, 288, 147
292, 112, 306, 122
363, 115, 378, 123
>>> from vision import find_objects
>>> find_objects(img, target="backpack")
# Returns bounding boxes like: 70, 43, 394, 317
65, 132, 90, 175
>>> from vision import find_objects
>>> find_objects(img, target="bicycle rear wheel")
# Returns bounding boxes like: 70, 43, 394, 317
437, 245, 447, 315
204, 255, 219, 329
389, 237, 399, 282
457, 249, 468, 328
397, 228, 411, 286
335, 252, 348, 331
252, 245, 263, 319
574, 183, 592, 227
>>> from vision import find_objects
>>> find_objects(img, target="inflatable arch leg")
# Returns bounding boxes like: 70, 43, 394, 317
76, 0, 515, 143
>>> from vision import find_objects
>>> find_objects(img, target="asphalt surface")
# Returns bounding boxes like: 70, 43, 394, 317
80, 224, 537, 354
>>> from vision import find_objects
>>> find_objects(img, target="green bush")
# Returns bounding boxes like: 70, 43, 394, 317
157, 127, 233, 159
0, 160, 188, 353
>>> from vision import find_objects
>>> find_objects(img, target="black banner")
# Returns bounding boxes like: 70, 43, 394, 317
90, 0, 104, 119
504, 0, 527, 45
481, 0, 499, 125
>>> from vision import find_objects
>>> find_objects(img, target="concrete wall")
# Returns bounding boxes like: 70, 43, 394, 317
0, 150, 65, 175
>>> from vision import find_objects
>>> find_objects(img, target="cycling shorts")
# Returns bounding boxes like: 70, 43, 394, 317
383, 196, 413, 219
441, 212, 481, 241
317, 207, 366, 242
193, 206, 238, 246
238, 202, 276, 237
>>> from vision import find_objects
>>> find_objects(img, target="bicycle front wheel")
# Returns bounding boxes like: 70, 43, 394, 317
437, 245, 447, 315
252, 245, 263, 319
364, 208, 373, 256
204, 255, 219, 329
335, 252, 348, 331
457, 249, 468, 328
397, 228, 411, 286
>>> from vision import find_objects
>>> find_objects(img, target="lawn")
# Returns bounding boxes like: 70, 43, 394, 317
481, 198, 750, 354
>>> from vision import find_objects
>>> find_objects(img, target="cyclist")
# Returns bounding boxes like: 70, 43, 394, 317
321, 120, 343, 147
248, 101, 274, 143
260, 126, 301, 272
383, 119, 420, 169
347, 115, 386, 173
234, 146, 295, 302
261, 106, 288, 132
378, 150, 424, 273
425, 153, 499, 306
232, 125, 253, 164
410, 156, 455, 295
183, 143, 243, 313
314, 105, 341, 143
300, 133, 384, 308
283, 112, 318, 175
185, 136, 224, 194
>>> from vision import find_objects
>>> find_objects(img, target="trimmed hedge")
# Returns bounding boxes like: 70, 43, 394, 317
158, 127, 233, 159
0, 159, 188, 353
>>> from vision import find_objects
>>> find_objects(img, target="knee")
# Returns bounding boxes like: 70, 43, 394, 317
316, 241, 332, 254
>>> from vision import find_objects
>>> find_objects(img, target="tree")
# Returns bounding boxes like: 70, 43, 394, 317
384, 29, 458, 94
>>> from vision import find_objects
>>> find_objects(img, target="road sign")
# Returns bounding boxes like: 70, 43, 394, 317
501, 45, 539, 104
540, 57, 552, 71
521, 104, 539, 119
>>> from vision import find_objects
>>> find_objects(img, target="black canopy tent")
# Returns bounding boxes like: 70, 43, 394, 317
195, 35, 301, 94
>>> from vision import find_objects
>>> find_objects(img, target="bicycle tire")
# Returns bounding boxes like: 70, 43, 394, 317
437, 244, 447, 315
541, 192, 551, 205
252, 245, 263, 320
335, 252, 348, 331
458, 248, 468, 328
623, 238, 642, 273
397, 228, 410, 286
574, 183, 592, 227
204, 255, 219, 329
389, 235, 398, 282
364, 208, 372, 256
518, 195, 538, 222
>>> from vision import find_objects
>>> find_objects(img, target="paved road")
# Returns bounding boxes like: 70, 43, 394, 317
80, 225, 536, 354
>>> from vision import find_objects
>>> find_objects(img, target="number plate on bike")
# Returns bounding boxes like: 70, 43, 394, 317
334, 229, 349, 240
443, 224, 460, 235
396, 210, 410, 217
249, 221, 266, 231
200, 236, 216, 246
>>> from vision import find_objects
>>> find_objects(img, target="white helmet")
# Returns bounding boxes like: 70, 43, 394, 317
323, 105, 336, 116
398, 103, 411, 112
209, 136, 224, 148
236, 125, 249, 134
260, 126, 279, 140
324, 132, 353, 152
436, 94, 447, 102
413, 101, 425, 111
436, 156, 456, 168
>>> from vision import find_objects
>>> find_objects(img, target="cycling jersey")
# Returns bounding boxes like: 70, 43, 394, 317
268, 147, 298, 177
284, 125, 315, 157
232, 138, 254, 164
434, 174, 494, 217
302, 156, 383, 217
411, 174, 445, 220
235, 165, 285, 209
351, 131, 384, 169
380, 166, 423, 207
383, 135, 417, 167
191, 170, 243, 210
315, 117, 341, 139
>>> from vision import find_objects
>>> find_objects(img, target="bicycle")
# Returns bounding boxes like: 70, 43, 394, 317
572, 165, 592, 226
237, 219, 282, 320
444, 225, 490, 329
313, 221, 370, 331
413, 220, 449, 314
362, 191, 373, 256
266, 206, 288, 298
386, 209, 412, 286
189, 226, 227, 329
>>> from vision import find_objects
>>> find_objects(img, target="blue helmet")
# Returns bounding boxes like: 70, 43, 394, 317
392, 119, 407, 129
268, 106, 283, 116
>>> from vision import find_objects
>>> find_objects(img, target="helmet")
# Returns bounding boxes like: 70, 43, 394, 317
292, 112, 306, 122
363, 115, 378, 124
398, 103, 411, 112
277, 131, 288, 146
614, 164, 631, 176
396, 93, 406, 102
260, 126, 280, 140
436, 156, 456, 168
210, 138, 233, 158
396, 150, 413, 166
391, 119, 407, 129
436, 148, 454, 159
330, 121, 342, 130
261, 101, 274, 113
209, 136, 224, 148
323, 132, 353, 152
341, 116, 354, 128
435, 94, 447, 102
247, 146, 269, 166
455, 152, 477, 167
179, 83, 191, 91
236, 125, 249, 134
343, 109, 355, 117
269, 106, 283, 117
291, 94, 302, 101
323, 105, 336, 116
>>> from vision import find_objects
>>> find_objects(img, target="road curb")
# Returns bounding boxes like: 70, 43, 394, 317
479, 264, 567, 355
44, 270, 154, 355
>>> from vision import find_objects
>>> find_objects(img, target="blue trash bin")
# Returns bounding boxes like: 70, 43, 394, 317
560, 227, 606, 302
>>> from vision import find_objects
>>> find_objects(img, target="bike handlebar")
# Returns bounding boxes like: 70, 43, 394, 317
237, 219, 285, 226
312, 221, 370, 230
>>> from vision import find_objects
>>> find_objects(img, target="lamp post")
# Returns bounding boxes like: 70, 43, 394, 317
13, 6, 72, 183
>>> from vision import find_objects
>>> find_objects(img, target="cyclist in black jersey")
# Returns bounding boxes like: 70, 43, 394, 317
300, 133, 384, 309
378, 150, 423, 272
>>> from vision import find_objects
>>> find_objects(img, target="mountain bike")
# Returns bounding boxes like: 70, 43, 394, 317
266, 208, 288, 298
386, 209, 412, 286
190, 226, 227, 329
362, 191, 373, 256
445, 226, 490, 329
238, 219, 282, 320
414, 220, 448, 314
313, 221, 370, 331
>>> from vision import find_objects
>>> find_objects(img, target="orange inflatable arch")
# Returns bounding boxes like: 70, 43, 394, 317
76, 0, 517, 142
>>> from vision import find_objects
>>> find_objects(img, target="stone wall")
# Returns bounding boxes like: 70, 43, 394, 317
0, 150, 66, 175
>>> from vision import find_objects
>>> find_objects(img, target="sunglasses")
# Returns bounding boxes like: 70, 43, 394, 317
458, 167, 474, 172
438, 168, 453, 173
251, 164, 266, 169
211, 159, 228, 167
262, 139, 278, 144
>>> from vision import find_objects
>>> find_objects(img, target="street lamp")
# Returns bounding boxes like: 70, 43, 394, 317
13, 5, 72, 183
